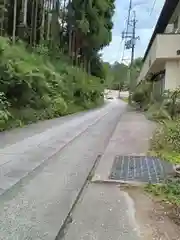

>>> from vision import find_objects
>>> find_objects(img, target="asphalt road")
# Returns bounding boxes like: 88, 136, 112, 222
0, 99, 127, 240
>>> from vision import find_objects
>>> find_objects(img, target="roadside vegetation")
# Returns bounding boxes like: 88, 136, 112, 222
0, 38, 105, 131
132, 79, 180, 206
146, 179, 180, 207
0, 0, 115, 131
103, 57, 143, 92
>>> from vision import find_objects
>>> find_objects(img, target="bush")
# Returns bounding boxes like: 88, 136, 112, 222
146, 103, 171, 121
0, 92, 11, 131
164, 120, 180, 152
132, 90, 145, 104
132, 80, 153, 109
51, 97, 68, 116
161, 88, 180, 119
150, 120, 180, 164
146, 178, 180, 206
0, 37, 105, 131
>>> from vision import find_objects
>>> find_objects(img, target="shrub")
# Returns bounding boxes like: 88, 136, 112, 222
164, 120, 180, 152
161, 88, 180, 119
52, 97, 68, 116
146, 103, 171, 121
0, 92, 11, 131
0, 37, 105, 131
132, 90, 145, 104
146, 178, 180, 206
150, 120, 180, 164
132, 80, 153, 108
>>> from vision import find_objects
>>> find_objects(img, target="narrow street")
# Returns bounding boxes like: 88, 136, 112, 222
1, 0, 180, 239
1, 99, 180, 240
0, 100, 127, 240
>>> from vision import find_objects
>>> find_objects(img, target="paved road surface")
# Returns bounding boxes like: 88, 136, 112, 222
0, 99, 127, 240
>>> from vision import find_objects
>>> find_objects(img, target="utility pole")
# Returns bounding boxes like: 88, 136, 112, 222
121, 0, 139, 103
131, 11, 136, 68
129, 11, 138, 104
118, 0, 132, 98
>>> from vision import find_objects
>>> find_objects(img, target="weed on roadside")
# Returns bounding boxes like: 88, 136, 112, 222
147, 119, 180, 214
149, 120, 180, 164
145, 178, 180, 206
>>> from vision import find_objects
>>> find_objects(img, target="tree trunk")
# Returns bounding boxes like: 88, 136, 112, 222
71, 30, 75, 64
40, 0, 45, 41
33, 0, 38, 45
23, 0, 28, 25
50, 0, 60, 49
0, 0, 6, 36
12, 0, 17, 43
46, 0, 51, 41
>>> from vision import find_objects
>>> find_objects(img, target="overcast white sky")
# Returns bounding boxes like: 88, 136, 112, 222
101, 0, 165, 63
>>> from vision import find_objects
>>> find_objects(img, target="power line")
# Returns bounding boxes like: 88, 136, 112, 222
150, 0, 157, 16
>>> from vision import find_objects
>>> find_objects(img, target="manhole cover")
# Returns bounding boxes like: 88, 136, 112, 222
109, 156, 174, 184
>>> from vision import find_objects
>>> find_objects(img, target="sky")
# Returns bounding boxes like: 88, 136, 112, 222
102, 0, 165, 64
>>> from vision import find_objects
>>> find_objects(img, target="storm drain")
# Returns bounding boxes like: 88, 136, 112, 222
109, 155, 174, 184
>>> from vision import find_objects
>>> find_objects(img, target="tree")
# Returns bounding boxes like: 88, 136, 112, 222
67, 0, 115, 73
104, 58, 143, 91
0, 0, 115, 79
102, 61, 114, 87
112, 62, 128, 90
130, 57, 143, 91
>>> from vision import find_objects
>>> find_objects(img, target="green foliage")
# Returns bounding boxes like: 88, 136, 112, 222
146, 103, 171, 121
52, 97, 68, 116
102, 58, 142, 91
132, 90, 146, 104
0, 0, 116, 131
132, 80, 153, 109
162, 88, 180, 119
164, 121, 180, 152
104, 57, 143, 91
146, 179, 180, 206
69, 0, 115, 74
145, 89, 180, 122
134, 82, 180, 121
148, 121, 180, 207
150, 120, 180, 164
110, 62, 128, 90
0, 92, 11, 131
145, 86, 180, 208
0, 37, 104, 131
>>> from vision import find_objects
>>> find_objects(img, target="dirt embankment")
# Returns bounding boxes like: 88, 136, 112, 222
123, 187, 180, 240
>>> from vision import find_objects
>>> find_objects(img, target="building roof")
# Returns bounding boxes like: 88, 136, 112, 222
143, 0, 179, 62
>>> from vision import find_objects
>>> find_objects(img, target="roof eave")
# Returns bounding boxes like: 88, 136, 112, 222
143, 0, 179, 62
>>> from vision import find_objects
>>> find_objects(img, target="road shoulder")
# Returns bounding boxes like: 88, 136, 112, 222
62, 110, 180, 240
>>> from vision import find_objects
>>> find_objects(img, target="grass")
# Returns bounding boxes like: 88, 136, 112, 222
148, 150, 180, 165
147, 149, 180, 205
149, 119, 180, 164
145, 179, 180, 206
146, 118, 180, 208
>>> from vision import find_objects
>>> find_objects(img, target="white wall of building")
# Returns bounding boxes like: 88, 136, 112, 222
138, 0, 180, 91
156, 34, 180, 59
165, 60, 180, 90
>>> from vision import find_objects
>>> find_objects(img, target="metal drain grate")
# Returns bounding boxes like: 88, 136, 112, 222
109, 156, 174, 184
